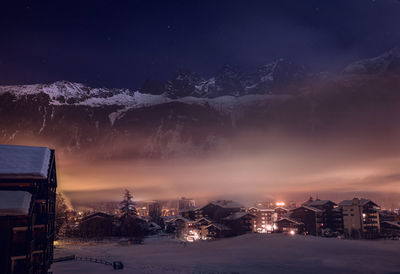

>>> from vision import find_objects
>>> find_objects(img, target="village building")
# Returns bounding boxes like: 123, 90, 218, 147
178, 197, 196, 211
379, 210, 400, 223
339, 198, 380, 239
274, 207, 289, 220
380, 221, 400, 239
165, 216, 194, 236
148, 201, 162, 219
222, 212, 255, 235
248, 206, 289, 233
193, 217, 213, 239
290, 206, 323, 236
79, 212, 114, 238
0, 145, 57, 274
194, 217, 213, 228
179, 206, 202, 221
248, 207, 275, 233
276, 217, 304, 234
203, 223, 232, 238
306, 199, 344, 235
200, 200, 244, 222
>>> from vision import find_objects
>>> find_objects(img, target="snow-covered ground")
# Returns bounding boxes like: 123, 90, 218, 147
50, 234, 400, 274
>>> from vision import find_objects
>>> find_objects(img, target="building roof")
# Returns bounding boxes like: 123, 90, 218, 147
0, 191, 32, 216
195, 217, 213, 224
308, 200, 337, 206
295, 205, 323, 213
209, 200, 244, 209
148, 222, 162, 230
0, 145, 52, 179
223, 212, 254, 221
274, 207, 289, 212
278, 217, 303, 225
338, 198, 378, 207
382, 221, 400, 229
168, 216, 193, 223
81, 212, 113, 222
248, 207, 275, 212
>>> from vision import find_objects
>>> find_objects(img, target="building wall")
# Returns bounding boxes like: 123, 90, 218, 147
290, 207, 322, 236
248, 208, 275, 233
342, 203, 362, 237
362, 205, 380, 239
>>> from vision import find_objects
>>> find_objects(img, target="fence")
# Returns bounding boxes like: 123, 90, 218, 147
53, 255, 123, 270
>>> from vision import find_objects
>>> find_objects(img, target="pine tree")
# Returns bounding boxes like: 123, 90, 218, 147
120, 189, 137, 218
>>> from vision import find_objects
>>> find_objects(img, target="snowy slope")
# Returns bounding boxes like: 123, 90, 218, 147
51, 234, 400, 274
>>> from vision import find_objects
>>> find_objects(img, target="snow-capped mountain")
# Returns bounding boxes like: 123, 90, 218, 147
0, 78, 289, 157
1, 48, 400, 158
344, 45, 400, 74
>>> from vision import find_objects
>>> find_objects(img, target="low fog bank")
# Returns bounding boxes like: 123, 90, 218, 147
55, 130, 400, 209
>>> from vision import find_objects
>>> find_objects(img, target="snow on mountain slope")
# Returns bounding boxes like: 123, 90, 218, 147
0, 81, 291, 126
0, 81, 115, 104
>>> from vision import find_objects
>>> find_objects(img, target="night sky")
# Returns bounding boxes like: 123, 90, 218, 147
1, 0, 400, 89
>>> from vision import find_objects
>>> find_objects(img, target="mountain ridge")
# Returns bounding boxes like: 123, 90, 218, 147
1, 46, 400, 158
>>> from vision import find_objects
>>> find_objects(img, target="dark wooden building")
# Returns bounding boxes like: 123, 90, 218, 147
179, 206, 202, 221
307, 199, 344, 234
222, 212, 255, 235
276, 217, 304, 234
380, 221, 400, 239
203, 223, 231, 238
290, 206, 323, 236
0, 145, 57, 274
79, 212, 114, 238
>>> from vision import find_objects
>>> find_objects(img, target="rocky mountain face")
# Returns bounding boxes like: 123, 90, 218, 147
140, 59, 307, 98
1, 47, 400, 159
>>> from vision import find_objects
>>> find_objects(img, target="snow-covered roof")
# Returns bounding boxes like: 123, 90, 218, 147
277, 217, 303, 225
382, 221, 400, 229
0, 145, 51, 179
0, 191, 32, 216
274, 207, 289, 212
148, 222, 162, 230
